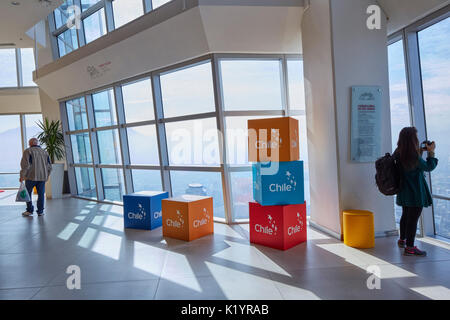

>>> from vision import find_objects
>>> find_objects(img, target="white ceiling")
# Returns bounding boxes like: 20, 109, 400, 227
0, 0, 63, 48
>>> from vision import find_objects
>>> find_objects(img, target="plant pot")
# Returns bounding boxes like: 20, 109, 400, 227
46, 163, 64, 199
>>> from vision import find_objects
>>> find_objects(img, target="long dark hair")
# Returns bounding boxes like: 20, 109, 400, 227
396, 127, 420, 170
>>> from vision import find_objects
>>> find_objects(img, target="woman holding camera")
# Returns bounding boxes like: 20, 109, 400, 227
393, 127, 438, 256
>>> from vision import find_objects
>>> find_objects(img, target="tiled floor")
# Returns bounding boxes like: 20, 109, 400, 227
0, 190, 449, 300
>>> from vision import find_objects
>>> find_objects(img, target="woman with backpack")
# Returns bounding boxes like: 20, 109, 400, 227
393, 127, 438, 256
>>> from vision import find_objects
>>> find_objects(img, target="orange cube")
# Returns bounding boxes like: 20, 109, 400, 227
248, 117, 299, 162
162, 195, 214, 241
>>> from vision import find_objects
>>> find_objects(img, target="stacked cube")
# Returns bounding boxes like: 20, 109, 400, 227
247, 117, 307, 250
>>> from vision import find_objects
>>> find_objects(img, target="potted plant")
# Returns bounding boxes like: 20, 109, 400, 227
37, 118, 66, 199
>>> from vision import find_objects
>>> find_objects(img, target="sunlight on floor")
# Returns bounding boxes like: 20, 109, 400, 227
57, 222, 80, 240
133, 241, 166, 276
90, 231, 122, 260
317, 243, 417, 279
78, 227, 98, 249
410, 285, 450, 300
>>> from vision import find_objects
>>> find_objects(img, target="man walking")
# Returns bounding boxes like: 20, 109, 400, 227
20, 138, 52, 217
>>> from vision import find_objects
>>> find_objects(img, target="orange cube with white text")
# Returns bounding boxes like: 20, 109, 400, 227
247, 117, 299, 162
162, 195, 214, 241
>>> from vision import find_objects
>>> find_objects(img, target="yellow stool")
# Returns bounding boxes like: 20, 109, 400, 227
343, 210, 375, 248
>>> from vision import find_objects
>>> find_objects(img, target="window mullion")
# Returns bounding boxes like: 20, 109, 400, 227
86, 94, 105, 200
114, 85, 133, 194
15, 48, 22, 88
60, 102, 79, 195
152, 74, 172, 196
104, 0, 115, 32
211, 55, 233, 224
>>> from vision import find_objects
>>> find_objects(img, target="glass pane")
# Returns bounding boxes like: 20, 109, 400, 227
230, 170, 253, 221
220, 60, 283, 110
0, 115, 21, 172
418, 17, 450, 200
66, 97, 88, 131
75, 167, 97, 198
81, 0, 101, 11
293, 116, 310, 214
127, 125, 159, 165
83, 8, 107, 44
92, 89, 117, 127
165, 118, 220, 166
70, 133, 92, 164
97, 129, 122, 164
287, 60, 306, 110
170, 171, 225, 219
54, 0, 75, 29
101, 168, 125, 202
20, 48, 36, 87
132, 170, 162, 193
122, 79, 154, 123
57, 27, 79, 57
25, 114, 42, 142
0, 49, 18, 87
113, 0, 144, 28
152, 0, 171, 9
388, 40, 411, 149
160, 62, 215, 118
225, 116, 271, 167
433, 199, 450, 239
0, 174, 20, 188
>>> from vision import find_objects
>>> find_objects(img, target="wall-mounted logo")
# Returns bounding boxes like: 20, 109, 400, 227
166, 209, 185, 229
128, 203, 146, 220
87, 61, 112, 79
255, 213, 278, 236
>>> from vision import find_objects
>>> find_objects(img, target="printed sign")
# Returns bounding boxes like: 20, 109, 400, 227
351, 86, 382, 162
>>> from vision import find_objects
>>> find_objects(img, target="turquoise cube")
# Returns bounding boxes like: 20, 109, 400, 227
123, 191, 169, 230
253, 161, 304, 206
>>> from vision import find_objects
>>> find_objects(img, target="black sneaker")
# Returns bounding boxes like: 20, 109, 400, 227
404, 246, 427, 257
37, 212, 44, 217
397, 239, 406, 248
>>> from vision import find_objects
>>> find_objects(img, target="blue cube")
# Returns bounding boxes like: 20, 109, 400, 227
253, 161, 304, 206
123, 191, 169, 230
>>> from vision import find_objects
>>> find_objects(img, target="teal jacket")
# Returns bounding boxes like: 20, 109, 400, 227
395, 152, 438, 208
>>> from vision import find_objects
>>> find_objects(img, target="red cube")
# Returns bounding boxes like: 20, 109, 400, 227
249, 202, 307, 250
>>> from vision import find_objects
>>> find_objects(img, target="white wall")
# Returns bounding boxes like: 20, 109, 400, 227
330, 0, 395, 234
0, 88, 41, 114
302, 0, 396, 237
301, 0, 341, 236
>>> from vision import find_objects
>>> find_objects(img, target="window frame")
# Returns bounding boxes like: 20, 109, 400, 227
59, 53, 308, 224
387, 5, 450, 240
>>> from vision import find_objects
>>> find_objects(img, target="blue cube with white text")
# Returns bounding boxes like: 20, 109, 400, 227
123, 191, 169, 230
252, 161, 304, 206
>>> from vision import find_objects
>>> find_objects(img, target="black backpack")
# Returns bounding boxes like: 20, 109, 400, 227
375, 153, 403, 196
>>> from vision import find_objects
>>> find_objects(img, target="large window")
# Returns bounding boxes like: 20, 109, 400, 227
83, 8, 107, 44
160, 62, 216, 118
0, 49, 17, 88
113, 0, 144, 28
388, 39, 412, 226
418, 17, 450, 239
0, 114, 42, 188
20, 48, 37, 87
50, 1, 176, 58
60, 55, 310, 224
220, 60, 283, 111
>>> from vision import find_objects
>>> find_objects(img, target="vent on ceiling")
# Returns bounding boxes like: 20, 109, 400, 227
0, 43, 16, 47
